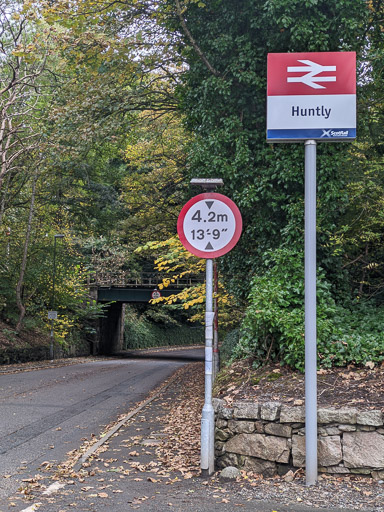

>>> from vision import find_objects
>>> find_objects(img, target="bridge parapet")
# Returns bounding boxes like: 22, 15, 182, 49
90, 271, 204, 355
90, 271, 204, 289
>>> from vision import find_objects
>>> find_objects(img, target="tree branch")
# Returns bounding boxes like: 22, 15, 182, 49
174, 0, 222, 77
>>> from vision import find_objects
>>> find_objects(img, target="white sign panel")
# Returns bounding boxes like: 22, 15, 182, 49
177, 193, 242, 259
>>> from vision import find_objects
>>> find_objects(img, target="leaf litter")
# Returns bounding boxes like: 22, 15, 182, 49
11, 361, 384, 510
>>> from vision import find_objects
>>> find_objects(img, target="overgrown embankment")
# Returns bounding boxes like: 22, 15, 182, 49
0, 319, 51, 364
124, 305, 204, 350
0, 319, 91, 364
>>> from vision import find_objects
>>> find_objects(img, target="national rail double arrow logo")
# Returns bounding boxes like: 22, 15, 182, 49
287, 60, 336, 89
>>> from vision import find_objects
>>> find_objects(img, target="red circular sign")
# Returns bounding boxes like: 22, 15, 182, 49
177, 193, 242, 258
151, 289, 161, 299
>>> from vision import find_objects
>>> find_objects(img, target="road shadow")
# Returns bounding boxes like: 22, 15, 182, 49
113, 347, 205, 362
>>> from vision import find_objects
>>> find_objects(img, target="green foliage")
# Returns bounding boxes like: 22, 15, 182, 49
1, 328, 17, 344
1, 0, 384, 368
320, 303, 384, 367
175, 0, 369, 300
234, 248, 384, 371
220, 328, 240, 364
236, 248, 333, 370
164, 0, 384, 370
124, 305, 203, 349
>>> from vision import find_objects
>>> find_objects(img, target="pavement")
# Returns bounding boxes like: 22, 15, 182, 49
3, 360, 383, 512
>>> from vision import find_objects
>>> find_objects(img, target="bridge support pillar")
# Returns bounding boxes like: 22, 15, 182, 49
99, 302, 125, 354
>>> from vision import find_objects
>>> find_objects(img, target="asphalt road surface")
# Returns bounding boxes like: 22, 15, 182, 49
0, 348, 204, 503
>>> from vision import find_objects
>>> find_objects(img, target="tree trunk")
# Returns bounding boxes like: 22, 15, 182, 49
16, 170, 38, 332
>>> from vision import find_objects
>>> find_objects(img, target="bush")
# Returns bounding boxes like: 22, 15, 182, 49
220, 329, 240, 363
319, 304, 384, 367
235, 248, 384, 371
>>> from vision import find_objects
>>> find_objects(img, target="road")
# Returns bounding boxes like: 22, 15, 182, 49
0, 348, 203, 503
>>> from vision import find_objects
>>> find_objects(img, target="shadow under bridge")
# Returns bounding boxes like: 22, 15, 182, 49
91, 273, 203, 355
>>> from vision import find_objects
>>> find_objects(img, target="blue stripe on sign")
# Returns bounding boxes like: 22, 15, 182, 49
267, 128, 356, 141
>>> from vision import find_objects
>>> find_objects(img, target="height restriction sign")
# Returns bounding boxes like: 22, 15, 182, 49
177, 193, 242, 259
267, 51, 356, 142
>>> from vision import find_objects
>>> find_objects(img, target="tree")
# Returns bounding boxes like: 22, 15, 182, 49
15, 168, 38, 331
327, 0, 384, 302
136, 236, 241, 328
0, 1, 51, 197
157, 0, 384, 367
120, 109, 189, 244
167, 0, 370, 295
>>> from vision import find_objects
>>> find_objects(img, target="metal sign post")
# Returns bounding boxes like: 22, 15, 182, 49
177, 190, 242, 476
305, 139, 318, 485
267, 51, 356, 485
201, 258, 215, 476
213, 260, 219, 378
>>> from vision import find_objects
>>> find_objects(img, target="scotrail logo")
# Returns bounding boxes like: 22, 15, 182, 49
321, 129, 349, 138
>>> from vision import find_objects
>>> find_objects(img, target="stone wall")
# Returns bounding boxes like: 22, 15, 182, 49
213, 398, 384, 479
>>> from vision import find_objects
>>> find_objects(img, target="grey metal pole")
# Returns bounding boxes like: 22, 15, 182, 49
50, 236, 58, 360
304, 139, 318, 485
50, 234, 64, 360
201, 258, 215, 476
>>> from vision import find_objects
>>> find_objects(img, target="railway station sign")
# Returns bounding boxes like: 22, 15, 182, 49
267, 51, 356, 142
177, 193, 242, 259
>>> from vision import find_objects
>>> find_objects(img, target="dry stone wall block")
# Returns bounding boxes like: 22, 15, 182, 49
215, 428, 230, 441
216, 418, 228, 429
317, 408, 357, 424
254, 421, 265, 433
322, 466, 350, 474
292, 435, 306, 467
339, 424, 356, 432
356, 410, 383, 427
242, 456, 277, 477
264, 422, 292, 438
216, 452, 239, 469
318, 436, 343, 467
343, 431, 384, 469
280, 406, 305, 423
213, 398, 233, 419
225, 433, 290, 463
260, 402, 281, 421
227, 420, 255, 434
215, 441, 225, 456
292, 435, 342, 467
213, 398, 224, 412
233, 402, 259, 420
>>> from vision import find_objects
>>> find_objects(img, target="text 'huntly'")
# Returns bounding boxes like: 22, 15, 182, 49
291, 106, 331, 119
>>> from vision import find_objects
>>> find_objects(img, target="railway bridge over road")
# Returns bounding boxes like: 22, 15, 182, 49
89, 273, 203, 355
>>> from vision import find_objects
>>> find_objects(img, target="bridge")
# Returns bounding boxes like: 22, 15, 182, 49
89, 272, 204, 355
